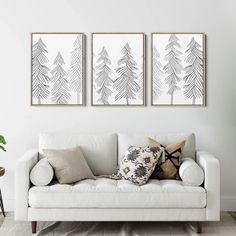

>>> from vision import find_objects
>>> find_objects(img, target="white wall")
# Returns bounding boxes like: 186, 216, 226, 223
0, 0, 235, 211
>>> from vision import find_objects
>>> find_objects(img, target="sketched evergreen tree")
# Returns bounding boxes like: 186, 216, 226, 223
183, 37, 203, 104
163, 34, 183, 104
32, 38, 50, 104
138, 72, 143, 100
153, 46, 163, 98
93, 53, 97, 92
67, 35, 82, 104
51, 51, 70, 104
95, 47, 113, 104
113, 43, 139, 104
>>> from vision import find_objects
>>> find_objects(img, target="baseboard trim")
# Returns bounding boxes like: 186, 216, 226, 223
221, 196, 236, 211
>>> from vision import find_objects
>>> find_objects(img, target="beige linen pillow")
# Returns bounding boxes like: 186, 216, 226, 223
43, 147, 95, 184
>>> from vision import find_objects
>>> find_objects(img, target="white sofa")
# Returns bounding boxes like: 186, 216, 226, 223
15, 133, 220, 234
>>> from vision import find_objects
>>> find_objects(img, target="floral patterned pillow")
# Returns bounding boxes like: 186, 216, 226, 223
111, 146, 162, 186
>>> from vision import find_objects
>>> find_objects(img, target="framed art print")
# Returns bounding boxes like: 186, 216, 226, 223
31, 33, 85, 105
92, 33, 145, 106
151, 33, 205, 106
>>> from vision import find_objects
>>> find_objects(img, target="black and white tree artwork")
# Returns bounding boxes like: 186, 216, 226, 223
93, 53, 97, 92
183, 37, 203, 104
138, 72, 144, 100
152, 46, 163, 99
152, 33, 205, 105
32, 37, 50, 104
113, 43, 140, 104
51, 51, 70, 104
67, 35, 83, 104
95, 47, 113, 104
164, 34, 183, 105
92, 33, 144, 105
31, 33, 84, 105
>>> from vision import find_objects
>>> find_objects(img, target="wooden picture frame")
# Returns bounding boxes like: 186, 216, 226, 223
91, 33, 145, 106
31, 33, 86, 106
151, 33, 206, 106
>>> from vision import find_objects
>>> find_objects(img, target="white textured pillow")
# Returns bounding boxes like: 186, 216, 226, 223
179, 158, 204, 186
30, 158, 54, 186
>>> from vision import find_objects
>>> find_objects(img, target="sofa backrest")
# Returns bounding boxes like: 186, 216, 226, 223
39, 132, 196, 175
39, 133, 117, 175
118, 133, 196, 163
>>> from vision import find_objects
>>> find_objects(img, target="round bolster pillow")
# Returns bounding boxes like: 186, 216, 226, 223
179, 158, 204, 186
30, 158, 54, 186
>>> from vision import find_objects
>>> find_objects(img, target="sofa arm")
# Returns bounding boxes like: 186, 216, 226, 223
196, 151, 220, 221
15, 149, 38, 220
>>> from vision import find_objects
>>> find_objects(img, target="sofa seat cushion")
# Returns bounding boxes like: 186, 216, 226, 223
29, 177, 206, 209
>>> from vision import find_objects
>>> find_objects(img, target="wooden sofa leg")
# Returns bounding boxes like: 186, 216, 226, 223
196, 222, 202, 234
31, 221, 37, 234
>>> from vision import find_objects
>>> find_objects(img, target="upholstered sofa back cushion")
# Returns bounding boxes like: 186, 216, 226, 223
39, 133, 117, 175
118, 133, 195, 163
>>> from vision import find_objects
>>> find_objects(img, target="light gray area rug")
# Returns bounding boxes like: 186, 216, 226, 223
0, 212, 236, 236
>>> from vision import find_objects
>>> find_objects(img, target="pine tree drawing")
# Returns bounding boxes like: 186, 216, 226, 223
67, 35, 83, 104
138, 72, 143, 100
113, 43, 140, 104
32, 37, 50, 104
183, 37, 203, 104
51, 51, 70, 104
95, 47, 113, 104
153, 46, 163, 98
163, 34, 183, 104
93, 53, 97, 92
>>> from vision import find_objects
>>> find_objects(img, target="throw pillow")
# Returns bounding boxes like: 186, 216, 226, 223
30, 158, 54, 186
43, 147, 95, 184
179, 158, 204, 186
148, 138, 185, 180
111, 146, 162, 186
